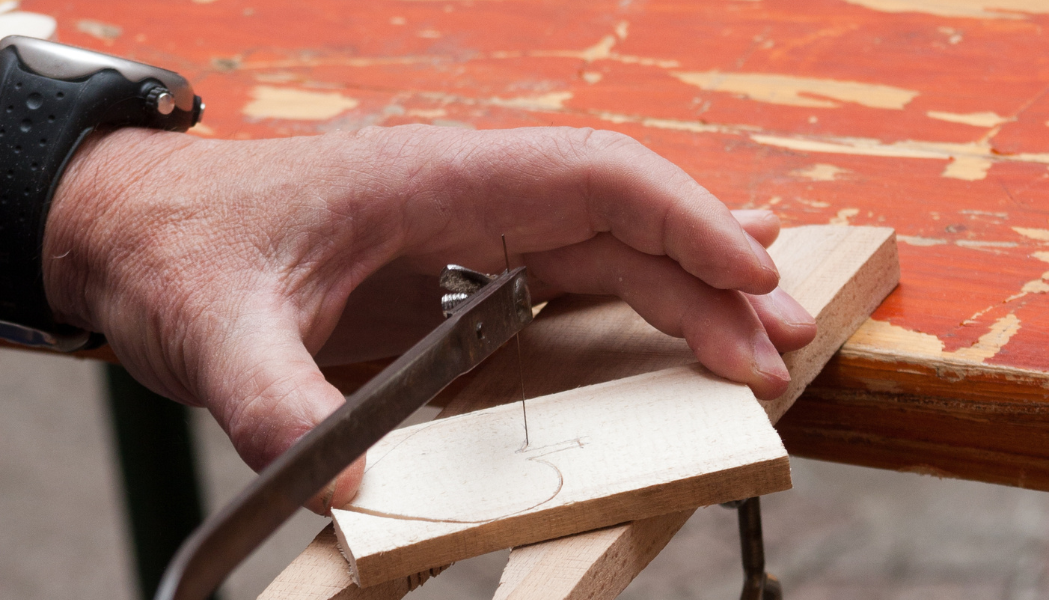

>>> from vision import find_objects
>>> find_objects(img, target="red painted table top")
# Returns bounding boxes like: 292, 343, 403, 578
18, 0, 1049, 389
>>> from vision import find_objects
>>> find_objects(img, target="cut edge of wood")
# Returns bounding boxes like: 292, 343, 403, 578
763, 227, 900, 422
335, 454, 791, 588
493, 509, 697, 600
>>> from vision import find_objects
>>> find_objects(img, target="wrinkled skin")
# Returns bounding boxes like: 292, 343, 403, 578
44, 125, 816, 513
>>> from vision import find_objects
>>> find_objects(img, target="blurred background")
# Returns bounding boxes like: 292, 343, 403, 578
1, 347, 1047, 600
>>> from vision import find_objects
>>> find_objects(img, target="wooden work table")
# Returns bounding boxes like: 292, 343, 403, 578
20, 0, 1049, 593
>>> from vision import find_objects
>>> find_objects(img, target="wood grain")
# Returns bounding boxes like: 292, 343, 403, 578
332, 366, 791, 587
492, 511, 693, 600
257, 525, 445, 600
486, 225, 900, 600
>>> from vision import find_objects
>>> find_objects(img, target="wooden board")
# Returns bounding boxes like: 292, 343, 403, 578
258, 525, 445, 600
777, 349, 1049, 489
486, 225, 900, 600
492, 511, 693, 600
332, 366, 791, 587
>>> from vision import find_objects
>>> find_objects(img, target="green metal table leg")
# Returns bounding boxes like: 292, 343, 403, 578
105, 364, 219, 600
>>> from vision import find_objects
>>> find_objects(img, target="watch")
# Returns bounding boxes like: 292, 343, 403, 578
0, 35, 203, 351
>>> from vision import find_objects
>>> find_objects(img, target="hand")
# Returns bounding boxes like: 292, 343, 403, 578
44, 125, 815, 512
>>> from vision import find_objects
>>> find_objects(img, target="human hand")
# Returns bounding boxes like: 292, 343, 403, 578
44, 125, 815, 512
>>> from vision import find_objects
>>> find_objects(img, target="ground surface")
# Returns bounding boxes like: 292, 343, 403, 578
1, 347, 1047, 600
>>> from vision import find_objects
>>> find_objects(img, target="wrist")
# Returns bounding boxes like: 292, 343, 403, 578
42, 127, 196, 331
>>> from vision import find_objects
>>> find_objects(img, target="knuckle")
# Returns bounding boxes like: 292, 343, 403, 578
570, 128, 642, 160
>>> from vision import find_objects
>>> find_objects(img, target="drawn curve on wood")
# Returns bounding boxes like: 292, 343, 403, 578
349, 413, 584, 523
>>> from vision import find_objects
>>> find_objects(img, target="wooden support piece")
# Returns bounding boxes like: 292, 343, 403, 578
258, 525, 445, 600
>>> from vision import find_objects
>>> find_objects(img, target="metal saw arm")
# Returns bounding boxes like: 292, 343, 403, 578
155, 266, 532, 600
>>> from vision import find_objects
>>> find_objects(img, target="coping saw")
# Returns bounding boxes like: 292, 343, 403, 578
154, 265, 533, 600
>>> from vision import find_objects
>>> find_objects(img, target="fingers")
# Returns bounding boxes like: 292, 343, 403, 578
527, 234, 795, 399
732, 210, 780, 248
745, 288, 817, 352
204, 323, 364, 514
352, 126, 779, 295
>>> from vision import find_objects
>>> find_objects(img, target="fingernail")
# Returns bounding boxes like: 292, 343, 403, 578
746, 233, 779, 278
768, 287, 816, 327
734, 209, 775, 221
752, 331, 790, 381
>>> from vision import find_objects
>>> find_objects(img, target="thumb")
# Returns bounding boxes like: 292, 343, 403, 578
205, 323, 364, 515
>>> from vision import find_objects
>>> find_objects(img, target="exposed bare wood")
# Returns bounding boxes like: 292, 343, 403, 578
332, 366, 791, 587
491, 511, 694, 600
257, 525, 446, 600
486, 225, 899, 600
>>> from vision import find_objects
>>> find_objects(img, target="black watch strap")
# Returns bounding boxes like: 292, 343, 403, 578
0, 37, 202, 351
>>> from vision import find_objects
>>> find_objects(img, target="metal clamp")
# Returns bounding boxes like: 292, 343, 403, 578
722, 497, 782, 600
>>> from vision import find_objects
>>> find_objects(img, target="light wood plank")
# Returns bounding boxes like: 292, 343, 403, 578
488, 225, 899, 600
492, 511, 693, 600
257, 525, 446, 600
332, 365, 790, 587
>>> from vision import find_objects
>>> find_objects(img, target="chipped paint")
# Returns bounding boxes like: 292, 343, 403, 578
830, 207, 859, 225
242, 86, 360, 120
942, 156, 993, 180
927, 110, 1012, 127
489, 91, 572, 111
960, 240, 1015, 247
751, 134, 1049, 173
406, 108, 448, 118
795, 198, 831, 208
898, 235, 948, 246
968, 270, 1049, 321
1032, 251, 1049, 263
530, 29, 679, 68
238, 55, 441, 70
638, 117, 724, 133
752, 135, 945, 159
570, 35, 615, 62
1014, 227, 1049, 242
960, 210, 1009, 218
581, 71, 603, 84
847, 319, 945, 357
791, 163, 849, 181
671, 71, 918, 109
584, 110, 756, 135
949, 314, 1022, 362
960, 240, 1015, 249
848, 315, 1022, 363
1020, 277, 1049, 294
188, 122, 216, 136
843, 0, 1049, 19
431, 119, 475, 129
76, 19, 121, 40
0, 10, 56, 39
